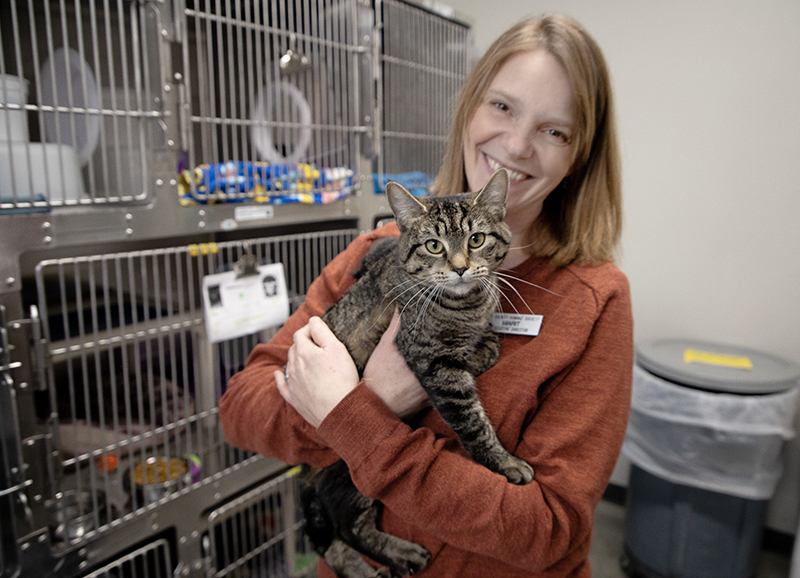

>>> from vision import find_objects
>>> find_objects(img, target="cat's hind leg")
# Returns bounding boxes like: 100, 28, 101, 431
324, 539, 392, 578
341, 503, 431, 577
311, 463, 430, 576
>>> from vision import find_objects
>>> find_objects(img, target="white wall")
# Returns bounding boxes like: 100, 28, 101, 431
442, 0, 800, 533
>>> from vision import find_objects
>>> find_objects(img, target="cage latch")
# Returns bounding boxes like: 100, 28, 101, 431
233, 250, 259, 279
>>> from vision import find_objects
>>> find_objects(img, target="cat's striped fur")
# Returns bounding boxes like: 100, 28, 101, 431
302, 169, 533, 578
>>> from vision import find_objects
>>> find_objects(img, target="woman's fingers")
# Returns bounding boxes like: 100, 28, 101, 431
277, 316, 360, 428
306, 316, 341, 349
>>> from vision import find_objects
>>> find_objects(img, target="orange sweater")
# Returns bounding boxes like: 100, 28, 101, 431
219, 223, 633, 577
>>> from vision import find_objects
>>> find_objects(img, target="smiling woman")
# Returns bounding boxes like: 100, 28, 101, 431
435, 15, 622, 268
220, 14, 633, 578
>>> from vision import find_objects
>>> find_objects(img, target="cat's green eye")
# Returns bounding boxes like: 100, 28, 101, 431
468, 233, 485, 249
425, 239, 444, 254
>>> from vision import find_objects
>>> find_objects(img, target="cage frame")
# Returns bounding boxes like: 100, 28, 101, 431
0, 1, 471, 576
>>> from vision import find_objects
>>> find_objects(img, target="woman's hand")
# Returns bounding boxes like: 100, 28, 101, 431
275, 316, 359, 428
363, 309, 429, 418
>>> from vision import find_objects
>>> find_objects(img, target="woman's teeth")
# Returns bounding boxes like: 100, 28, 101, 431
485, 156, 528, 182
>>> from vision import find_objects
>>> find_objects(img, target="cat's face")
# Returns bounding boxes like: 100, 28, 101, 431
387, 170, 511, 297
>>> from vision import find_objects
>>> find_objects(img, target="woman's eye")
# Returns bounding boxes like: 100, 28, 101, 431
492, 101, 509, 112
468, 233, 485, 249
543, 128, 570, 146
425, 239, 444, 254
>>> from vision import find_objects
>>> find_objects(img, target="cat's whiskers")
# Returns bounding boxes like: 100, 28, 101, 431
401, 284, 433, 322
368, 278, 426, 332
385, 280, 423, 308
385, 277, 418, 299
480, 276, 502, 312
494, 280, 526, 316
415, 283, 445, 332
493, 270, 565, 317
429, 282, 446, 315
495, 271, 563, 297
498, 277, 535, 315
413, 284, 439, 332
506, 242, 535, 251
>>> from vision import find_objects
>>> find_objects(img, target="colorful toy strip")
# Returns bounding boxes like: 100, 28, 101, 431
179, 161, 355, 206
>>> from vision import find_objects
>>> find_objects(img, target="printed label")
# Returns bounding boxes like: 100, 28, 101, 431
202, 262, 289, 343
235, 205, 274, 222
491, 313, 543, 336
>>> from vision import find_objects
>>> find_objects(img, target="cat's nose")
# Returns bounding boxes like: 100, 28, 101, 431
452, 266, 467, 276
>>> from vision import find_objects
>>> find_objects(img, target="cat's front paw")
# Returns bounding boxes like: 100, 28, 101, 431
387, 542, 431, 576
498, 455, 534, 485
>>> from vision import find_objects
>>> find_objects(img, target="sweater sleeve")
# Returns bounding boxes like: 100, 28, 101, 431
218, 230, 379, 468
315, 269, 634, 572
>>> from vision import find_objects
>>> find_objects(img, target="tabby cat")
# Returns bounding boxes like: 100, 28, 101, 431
302, 168, 534, 578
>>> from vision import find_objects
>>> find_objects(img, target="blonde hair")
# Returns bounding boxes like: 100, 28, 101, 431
433, 15, 622, 267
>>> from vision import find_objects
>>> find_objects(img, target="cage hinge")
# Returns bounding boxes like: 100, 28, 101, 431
2, 313, 46, 392
12, 306, 51, 392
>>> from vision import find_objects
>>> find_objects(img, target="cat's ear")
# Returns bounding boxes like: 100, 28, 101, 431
387, 181, 428, 230
473, 168, 509, 220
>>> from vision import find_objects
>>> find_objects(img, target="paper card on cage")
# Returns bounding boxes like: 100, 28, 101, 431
202, 263, 290, 343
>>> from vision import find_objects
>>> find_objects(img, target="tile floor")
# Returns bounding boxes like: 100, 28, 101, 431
589, 498, 792, 578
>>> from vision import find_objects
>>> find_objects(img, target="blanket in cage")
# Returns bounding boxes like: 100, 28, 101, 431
179, 160, 355, 205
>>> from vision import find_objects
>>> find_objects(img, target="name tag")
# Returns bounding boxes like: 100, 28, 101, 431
492, 313, 543, 336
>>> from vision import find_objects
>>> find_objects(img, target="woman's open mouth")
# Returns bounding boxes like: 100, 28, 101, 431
485, 154, 531, 182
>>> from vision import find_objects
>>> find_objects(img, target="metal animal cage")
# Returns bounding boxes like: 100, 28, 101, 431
0, 1, 470, 577
205, 468, 316, 578
84, 538, 173, 578
32, 230, 357, 534
177, 0, 363, 205
0, 0, 163, 206
378, 0, 470, 180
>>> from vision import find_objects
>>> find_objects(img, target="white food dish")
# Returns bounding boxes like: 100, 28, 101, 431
40, 47, 101, 166
90, 87, 146, 197
0, 74, 30, 142
0, 142, 85, 202
251, 80, 312, 164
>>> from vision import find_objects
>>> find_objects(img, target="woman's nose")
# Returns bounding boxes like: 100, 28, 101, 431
504, 127, 535, 159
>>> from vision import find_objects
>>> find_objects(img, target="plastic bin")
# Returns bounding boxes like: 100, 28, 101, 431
0, 74, 29, 142
621, 339, 800, 578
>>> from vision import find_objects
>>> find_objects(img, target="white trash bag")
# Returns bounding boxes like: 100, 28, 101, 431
622, 364, 800, 500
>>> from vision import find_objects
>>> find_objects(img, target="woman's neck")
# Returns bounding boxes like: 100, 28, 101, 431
501, 244, 529, 269
501, 228, 532, 269
501, 210, 539, 270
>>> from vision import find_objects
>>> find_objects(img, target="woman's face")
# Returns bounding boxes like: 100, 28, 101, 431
464, 49, 575, 231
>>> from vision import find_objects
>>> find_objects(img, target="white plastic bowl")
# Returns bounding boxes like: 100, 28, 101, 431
0, 74, 30, 142
0, 142, 86, 203
40, 48, 100, 166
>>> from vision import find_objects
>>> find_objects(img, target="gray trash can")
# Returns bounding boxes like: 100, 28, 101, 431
621, 339, 800, 578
